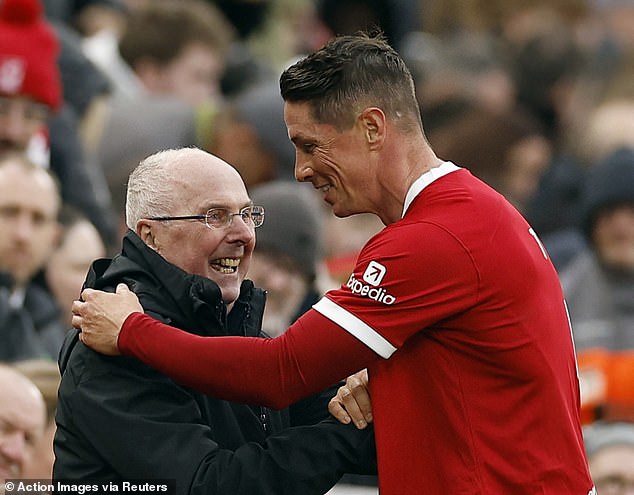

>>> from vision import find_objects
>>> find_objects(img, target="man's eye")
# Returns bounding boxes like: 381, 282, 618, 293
302, 143, 316, 154
207, 210, 227, 223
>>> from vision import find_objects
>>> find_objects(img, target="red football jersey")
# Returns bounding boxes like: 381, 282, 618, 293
312, 163, 593, 493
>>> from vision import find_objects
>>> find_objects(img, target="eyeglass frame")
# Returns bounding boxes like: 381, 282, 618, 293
146, 205, 265, 229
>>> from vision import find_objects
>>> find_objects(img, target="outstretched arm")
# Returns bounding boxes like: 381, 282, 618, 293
73, 284, 379, 409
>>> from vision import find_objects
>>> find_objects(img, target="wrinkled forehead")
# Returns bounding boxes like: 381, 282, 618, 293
170, 156, 252, 211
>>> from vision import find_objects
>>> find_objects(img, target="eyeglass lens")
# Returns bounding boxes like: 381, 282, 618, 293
205, 206, 264, 228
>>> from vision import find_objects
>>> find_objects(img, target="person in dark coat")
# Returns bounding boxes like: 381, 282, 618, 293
0, 155, 66, 362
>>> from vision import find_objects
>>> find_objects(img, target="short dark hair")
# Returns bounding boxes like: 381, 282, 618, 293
119, 0, 233, 69
280, 32, 422, 132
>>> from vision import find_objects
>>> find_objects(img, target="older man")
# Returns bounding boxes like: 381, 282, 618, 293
53, 147, 375, 494
0, 364, 46, 488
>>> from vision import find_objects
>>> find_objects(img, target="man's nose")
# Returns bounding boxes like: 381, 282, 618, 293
13, 213, 37, 242
294, 157, 313, 183
227, 213, 256, 242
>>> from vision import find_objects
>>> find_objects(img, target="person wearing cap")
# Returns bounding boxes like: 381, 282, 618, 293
584, 421, 634, 495
0, 0, 117, 249
560, 146, 634, 424
0, 0, 61, 159
248, 181, 327, 337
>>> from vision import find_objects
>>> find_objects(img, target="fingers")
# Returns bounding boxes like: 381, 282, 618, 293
344, 373, 373, 425
329, 369, 374, 430
71, 313, 83, 331
71, 299, 86, 330
328, 396, 352, 425
116, 283, 129, 294
337, 387, 369, 429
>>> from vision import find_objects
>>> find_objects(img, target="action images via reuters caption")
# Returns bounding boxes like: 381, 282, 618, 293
4, 481, 173, 495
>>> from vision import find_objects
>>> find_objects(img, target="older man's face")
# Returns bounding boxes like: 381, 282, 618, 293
145, 157, 256, 310
0, 369, 45, 484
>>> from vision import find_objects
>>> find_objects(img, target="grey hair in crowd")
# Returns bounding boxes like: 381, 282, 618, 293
125, 147, 203, 229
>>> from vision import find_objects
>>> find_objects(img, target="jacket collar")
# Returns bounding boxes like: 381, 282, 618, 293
82, 230, 265, 337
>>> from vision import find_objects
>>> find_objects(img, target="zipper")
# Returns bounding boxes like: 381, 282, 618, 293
260, 407, 268, 432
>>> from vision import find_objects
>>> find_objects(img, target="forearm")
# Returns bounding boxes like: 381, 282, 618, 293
119, 310, 378, 408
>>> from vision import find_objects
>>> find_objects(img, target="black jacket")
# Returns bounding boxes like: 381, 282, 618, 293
0, 272, 65, 362
53, 232, 376, 495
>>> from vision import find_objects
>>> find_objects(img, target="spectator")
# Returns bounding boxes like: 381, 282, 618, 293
13, 359, 60, 482
248, 180, 328, 337
0, 364, 46, 487
584, 421, 634, 495
0, 0, 117, 250
210, 79, 296, 190
118, 0, 233, 107
560, 147, 634, 424
0, 154, 65, 362
42, 205, 106, 324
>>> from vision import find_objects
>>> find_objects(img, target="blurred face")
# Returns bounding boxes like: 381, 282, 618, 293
285, 101, 375, 218
0, 161, 60, 286
0, 96, 48, 154
212, 117, 277, 190
248, 250, 308, 336
151, 43, 224, 106
590, 444, 634, 495
592, 204, 634, 271
502, 135, 552, 212
0, 370, 45, 483
140, 156, 255, 309
45, 220, 106, 321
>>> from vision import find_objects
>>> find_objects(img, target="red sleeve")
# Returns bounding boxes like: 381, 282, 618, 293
119, 309, 379, 409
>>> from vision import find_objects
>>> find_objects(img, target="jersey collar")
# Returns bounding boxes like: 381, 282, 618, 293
402, 161, 461, 218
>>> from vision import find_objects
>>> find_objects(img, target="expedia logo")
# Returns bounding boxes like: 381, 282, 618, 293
363, 260, 386, 286
346, 261, 396, 305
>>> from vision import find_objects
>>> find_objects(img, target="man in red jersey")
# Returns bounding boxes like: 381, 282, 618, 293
73, 33, 595, 494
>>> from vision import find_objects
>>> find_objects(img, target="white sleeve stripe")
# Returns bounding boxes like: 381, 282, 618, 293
312, 297, 397, 359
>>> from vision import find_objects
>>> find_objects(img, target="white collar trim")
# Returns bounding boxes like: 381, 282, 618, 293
402, 161, 461, 218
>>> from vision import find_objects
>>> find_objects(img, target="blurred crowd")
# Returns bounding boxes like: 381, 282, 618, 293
0, 0, 633, 492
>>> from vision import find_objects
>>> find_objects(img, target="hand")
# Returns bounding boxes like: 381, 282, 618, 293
328, 369, 373, 429
71, 283, 143, 356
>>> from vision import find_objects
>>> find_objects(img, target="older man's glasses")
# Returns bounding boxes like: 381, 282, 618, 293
147, 205, 265, 229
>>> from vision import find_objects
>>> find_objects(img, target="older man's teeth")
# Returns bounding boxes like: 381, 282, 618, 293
213, 258, 240, 273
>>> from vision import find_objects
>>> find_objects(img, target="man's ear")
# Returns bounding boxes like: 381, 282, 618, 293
359, 107, 386, 150
136, 220, 158, 251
